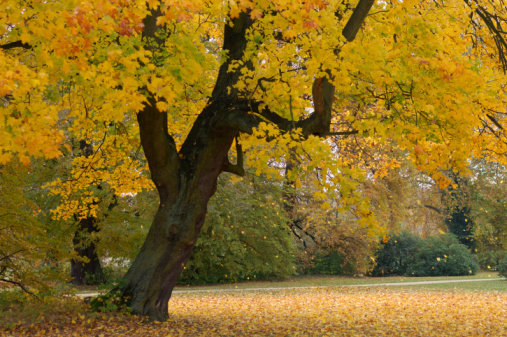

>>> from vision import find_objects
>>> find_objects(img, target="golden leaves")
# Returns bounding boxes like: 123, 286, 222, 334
4, 288, 505, 336
168, 288, 507, 336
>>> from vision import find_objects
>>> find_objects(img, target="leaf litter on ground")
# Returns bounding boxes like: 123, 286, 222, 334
1, 287, 506, 336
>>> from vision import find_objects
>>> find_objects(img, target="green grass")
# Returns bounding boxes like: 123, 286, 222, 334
173, 272, 503, 291
69, 272, 505, 295
402, 279, 507, 292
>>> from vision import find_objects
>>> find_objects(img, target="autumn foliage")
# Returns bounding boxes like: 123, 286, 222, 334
2, 0, 507, 321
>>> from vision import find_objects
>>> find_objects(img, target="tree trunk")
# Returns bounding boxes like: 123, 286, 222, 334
117, 9, 253, 320
70, 140, 105, 285
121, 107, 238, 320
70, 216, 105, 285
122, 182, 218, 320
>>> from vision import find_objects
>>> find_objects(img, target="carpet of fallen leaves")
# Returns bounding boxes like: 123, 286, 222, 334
1, 287, 506, 336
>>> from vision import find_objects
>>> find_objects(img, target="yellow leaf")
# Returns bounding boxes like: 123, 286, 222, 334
250, 9, 263, 19
156, 101, 168, 112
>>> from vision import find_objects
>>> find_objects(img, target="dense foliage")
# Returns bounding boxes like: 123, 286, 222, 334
469, 161, 507, 269
372, 232, 478, 277
498, 257, 507, 279
371, 231, 424, 276
406, 235, 479, 277
179, 174, 296, 284
0, 160, 68, 294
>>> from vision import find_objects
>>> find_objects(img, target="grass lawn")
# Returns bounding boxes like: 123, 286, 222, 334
172, 272, 503, 291
402, 279, 507, 292
68, 272, 504, 296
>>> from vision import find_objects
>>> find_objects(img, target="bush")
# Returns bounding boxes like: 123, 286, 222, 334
474, 250, 507, 271
371, 233, 479, 277
301, 250, 357, 276
406, 234, 479, 276
371, 231, 424, 276
498, 257, 507, 278
177, 175, 296, 284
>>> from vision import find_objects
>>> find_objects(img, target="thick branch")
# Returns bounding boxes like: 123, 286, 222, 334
138, 10, 180, 202
342, 0, 376, 41
0, 41, 31, 50
225, 101, 359, 139
222, 138, 245, 176
137, 97, 180, 202
216, 3, 375, 147
296, 76, 335, 137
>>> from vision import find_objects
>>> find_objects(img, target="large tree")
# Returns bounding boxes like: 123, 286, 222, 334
121, 2, 376, 320
2, 0, 507, 321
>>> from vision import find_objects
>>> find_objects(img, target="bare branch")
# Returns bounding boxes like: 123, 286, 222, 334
424, 204, 442, 214
0, 278, 39, 298
487, 113, 504, 130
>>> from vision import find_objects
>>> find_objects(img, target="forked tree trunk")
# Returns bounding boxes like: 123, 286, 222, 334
119, 8, 252, 320
121, 108, 238, 319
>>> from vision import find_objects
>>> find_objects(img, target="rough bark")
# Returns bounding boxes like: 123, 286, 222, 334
120, 12, 252, 321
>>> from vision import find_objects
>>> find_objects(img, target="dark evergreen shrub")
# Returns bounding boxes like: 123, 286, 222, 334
370, 231, 424, 276
474, 250, 507, 271
371, 233, 479, 277
406, 234, 479, 276
498, 257, 507, 278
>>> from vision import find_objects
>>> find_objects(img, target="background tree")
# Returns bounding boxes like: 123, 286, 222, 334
469, 160, 507, 269
441, 172, 475, 250
0, 160, 67, 294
